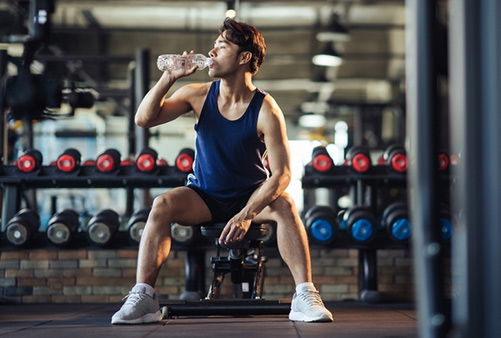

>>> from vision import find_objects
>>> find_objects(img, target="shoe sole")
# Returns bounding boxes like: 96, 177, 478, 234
111, 310, 162, 324
289, 310, 334, 322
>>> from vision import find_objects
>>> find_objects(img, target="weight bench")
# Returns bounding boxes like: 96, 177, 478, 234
161, 222, 291, 318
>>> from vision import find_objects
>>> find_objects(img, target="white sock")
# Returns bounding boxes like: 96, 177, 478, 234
296, 282, 316, 294
136, 283, 155, 297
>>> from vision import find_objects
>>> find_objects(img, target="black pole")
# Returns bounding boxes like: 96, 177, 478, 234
134, 48, 150, 154
134, 48, 150, 209
449, 0, 501, 337
406, 0, 448, 337
358, 250, 378, 290
182, 250, 206, 299
125, 64, 136, 216
0, 49, 7, 164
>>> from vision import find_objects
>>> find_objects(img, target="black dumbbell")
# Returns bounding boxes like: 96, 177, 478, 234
16, 149, 43, 173
5, 209, 40, 247
127, 208, 150, 246
46, 209, 80, 248
56, 148, 81, 173
96, 149, 121, 173
175, 148, 195, 173
310, 146, 334, 173
383, 145, 408, 173
343, 206, 377, 244
86, 209, 120, 247
135, 147, 158, 173
304, 205, 337, 245
381, 202, 411, 243
346, 146, 372, 173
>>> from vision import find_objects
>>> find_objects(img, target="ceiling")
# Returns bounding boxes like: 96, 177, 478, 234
0, 0, 406, 127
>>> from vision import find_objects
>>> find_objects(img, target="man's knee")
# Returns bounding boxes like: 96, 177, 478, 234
275, 191, 294, 206
150, 193, 175, 221
270, 192, 298, 216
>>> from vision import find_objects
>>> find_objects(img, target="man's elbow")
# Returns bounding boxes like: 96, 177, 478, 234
135, 115, 150, 128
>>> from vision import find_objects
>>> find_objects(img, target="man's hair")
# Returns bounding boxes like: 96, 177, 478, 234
219, 18, 266, 74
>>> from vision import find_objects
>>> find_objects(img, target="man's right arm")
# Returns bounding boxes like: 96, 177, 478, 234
135, 71, 194, 129
135, 51, 204, 128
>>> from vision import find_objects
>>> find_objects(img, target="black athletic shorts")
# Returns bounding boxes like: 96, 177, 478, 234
187, 185, 255, 223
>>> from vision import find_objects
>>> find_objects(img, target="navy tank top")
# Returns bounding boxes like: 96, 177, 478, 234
188, 80, 268, 199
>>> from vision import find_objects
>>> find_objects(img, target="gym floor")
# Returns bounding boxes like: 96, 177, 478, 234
0, 301, 417, 337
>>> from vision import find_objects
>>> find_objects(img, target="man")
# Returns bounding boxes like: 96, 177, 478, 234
112, 18, 333, 324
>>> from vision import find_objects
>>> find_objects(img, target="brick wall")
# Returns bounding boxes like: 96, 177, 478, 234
0, 246, 421, 304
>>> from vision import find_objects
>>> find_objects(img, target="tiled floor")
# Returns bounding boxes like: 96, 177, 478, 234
0, 301, 417, 337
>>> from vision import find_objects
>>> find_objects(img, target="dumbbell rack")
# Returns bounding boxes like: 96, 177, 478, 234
0, 163, 188, 231
302, 149, 452, 303
303, 163, 408, 302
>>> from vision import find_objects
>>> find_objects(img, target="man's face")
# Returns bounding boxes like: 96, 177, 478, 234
207, 33, 241, 78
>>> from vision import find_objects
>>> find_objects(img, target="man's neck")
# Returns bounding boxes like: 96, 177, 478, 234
219, 73, 256, 103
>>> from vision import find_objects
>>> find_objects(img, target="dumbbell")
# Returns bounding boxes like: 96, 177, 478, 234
310, 146, 334, 173
381, 202, 412, 243
56, 148, 81, 173
343, 206, 377, 244
96, 149, 121, 173
86, 209, 120, 247
157, 158, 168, 167
127, 208, 150, 246
439, 206, 452, 240
175, 148, 195, 173
438, 151, 450, 172
304, 205, 337, 245
346, 146, 372, 173
46, 209, 80, 248
260, 222, 277, 246
171, 223, 196, 246
5, 209, 40, 247
16, 149, 43, 173
383, 145, 408, 173
135, 147, 158, 173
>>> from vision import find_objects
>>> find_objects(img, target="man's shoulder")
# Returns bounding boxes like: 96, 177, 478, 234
259, 93, 282, 115
184, 81, 213, 93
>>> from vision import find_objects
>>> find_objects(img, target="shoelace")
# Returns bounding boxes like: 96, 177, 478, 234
298, 290, 324, 307
122, 291, 147, 306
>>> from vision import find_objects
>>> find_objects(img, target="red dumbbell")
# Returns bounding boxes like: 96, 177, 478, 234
438, 151, 450, 171
56, 148, 81, 173
383, 144, 408, 173
16, 149, 43, 173
310, 146, 334, 173
346, 146, 372, 173
175, 148, 195, 173
135, 147, 158, 173
96, 149, 121, 173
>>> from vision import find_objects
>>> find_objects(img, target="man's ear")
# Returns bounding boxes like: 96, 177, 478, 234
239, 51, 252, 65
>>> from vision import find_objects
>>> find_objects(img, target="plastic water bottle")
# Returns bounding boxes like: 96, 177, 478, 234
157, 53, 213, 71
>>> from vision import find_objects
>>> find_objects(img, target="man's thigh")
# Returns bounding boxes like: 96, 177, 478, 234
155, 186, 212, 226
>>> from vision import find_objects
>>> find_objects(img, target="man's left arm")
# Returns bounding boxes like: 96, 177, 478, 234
219, 96, 291, 244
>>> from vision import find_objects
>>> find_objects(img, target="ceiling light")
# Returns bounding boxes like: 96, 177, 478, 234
312, 44, 343, 67
225, 1, 237, 19
316, 13, 350, 42
298, 114, 327, 129
225, 9, 237, 19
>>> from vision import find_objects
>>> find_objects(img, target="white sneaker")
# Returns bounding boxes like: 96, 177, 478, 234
111, 285, 162, 324
289, 285, 334, 322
